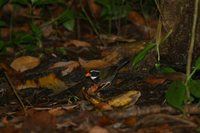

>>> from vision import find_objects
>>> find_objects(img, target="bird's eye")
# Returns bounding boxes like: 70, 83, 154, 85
88, 70, 100, 81
90, 70, 100, 76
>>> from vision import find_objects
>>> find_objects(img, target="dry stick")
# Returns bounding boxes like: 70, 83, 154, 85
186, 0, 199, 99
3, 71, 27, 116
110, 105, 200, 119
133, 113, 198, 131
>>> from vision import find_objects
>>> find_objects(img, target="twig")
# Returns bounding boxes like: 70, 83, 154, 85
110, 105, 200, 118
3, 71, 27, 116
133, 113, 197, 131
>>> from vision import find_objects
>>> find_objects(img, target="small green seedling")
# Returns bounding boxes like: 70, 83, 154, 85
166, 56, 200, 112
132, 42, 156, 69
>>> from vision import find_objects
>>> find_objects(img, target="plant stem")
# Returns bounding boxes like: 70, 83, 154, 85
185, 0, 199, 99
80, 4, 106, 46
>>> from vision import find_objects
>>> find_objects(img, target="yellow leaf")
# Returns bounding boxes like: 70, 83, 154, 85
108, 90, 141, 108
16, 80, 38, 90
38, 73, 66, 92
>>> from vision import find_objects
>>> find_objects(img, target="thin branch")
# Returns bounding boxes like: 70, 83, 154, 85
3, 71, 27, 116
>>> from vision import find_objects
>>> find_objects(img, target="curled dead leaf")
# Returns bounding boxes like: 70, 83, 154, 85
108, 90, 141, 108
79, 51, 120, 69
128, 11, 145, 26
49, 61, 80, 76
48, 107, 65, 116
10, 56, 40, 72
88, 0, 102, 19
82, 87, 141, 110
65, 40, 91, 48
89, 126, 109, 133
100, 34, 136, 44
145, 72, 186, 86
87, 84, 99, 95
128, 11, 158, 39
82, 87, 113, 110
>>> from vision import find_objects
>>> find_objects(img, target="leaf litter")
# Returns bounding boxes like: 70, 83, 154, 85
0, 3, 200, 133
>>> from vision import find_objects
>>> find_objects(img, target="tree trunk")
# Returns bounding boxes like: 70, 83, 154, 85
159, 0, 200, 66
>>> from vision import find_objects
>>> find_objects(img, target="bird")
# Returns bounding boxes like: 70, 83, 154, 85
85, 58, 129, 89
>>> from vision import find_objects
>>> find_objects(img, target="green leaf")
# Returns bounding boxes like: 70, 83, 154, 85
0, 20, 7, 27
194, 56, 200, 71
55, 47, 66, 55
0, 0, 8, 7
11, 0, 29, 6
0, 40, 5, 50
96, 0, 130, 20
23, 44, 38, 52
132, 42, 156, 68
31, 23, 42, 39
159, 66, 176, 74
95, 0, 110, 9
57, 10, 75, 31
13, 32, 36, 45
32, 0, 63, 6
189, 80, 200, 98
63, 19, 75, 31
57, 10, 75, 25
166, 81, 186, 111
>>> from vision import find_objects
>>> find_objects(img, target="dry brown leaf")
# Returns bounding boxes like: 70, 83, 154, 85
65, 40, 91, 48
98, 115, 114, 126
88, 0, 102, 18
145, 72, 186, 86
128, 11, 145, 26
124, 116, 138, 127
57, 120, 77, 129
101, 41, 146, 57
42, 25, 54, 37
128, 11, 158, 39
10, 56, 40, 72
79, 51, 119, 69
48, 107, 65, 116
79, 58, 109, 70
145, 75, 167, 86
49, 61, 80, 76
137, 124, 172, 133
79, 41, 146, 70
100, 34, 136, 44
89, 126, 109, 133
23, 110, 56, 132
82, 87, 113, 110
87, 84, 99, 95
61, 62, 80, 76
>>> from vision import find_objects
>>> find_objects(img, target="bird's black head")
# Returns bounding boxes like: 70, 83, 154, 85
85, 69, 100, 82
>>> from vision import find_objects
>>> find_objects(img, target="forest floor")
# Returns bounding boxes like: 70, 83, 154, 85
0, 2, 200, 133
